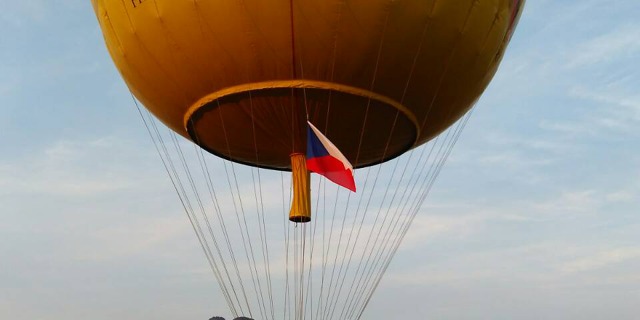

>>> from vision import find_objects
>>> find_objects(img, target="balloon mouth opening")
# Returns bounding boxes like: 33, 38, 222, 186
289, 216, 312, 223
184, 80, 420, 171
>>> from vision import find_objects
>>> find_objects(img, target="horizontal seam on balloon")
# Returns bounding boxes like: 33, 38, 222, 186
182, 80, 421, 146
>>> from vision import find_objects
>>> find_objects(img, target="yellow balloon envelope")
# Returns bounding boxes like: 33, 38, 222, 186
92, 0, 524, 170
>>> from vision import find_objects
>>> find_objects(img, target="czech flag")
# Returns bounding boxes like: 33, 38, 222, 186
306, 121, 356, 192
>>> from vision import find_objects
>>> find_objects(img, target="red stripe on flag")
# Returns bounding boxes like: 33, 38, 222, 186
307, 156, 356, 192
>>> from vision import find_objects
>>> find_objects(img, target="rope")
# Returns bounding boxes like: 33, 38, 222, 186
355, 110, 473, 320
217, 102, 267, 320
249, 92, 276, 320
130, 94, 238, 316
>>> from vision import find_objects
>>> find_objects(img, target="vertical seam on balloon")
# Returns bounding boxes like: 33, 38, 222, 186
190, 0, 230, 98
399, 1, 439, 105
102, 9, 125, 57
150, 0, 212, 109
238, 0, 289, 68
418, 0, 480, 135
289, 0, 297, 81
116, 0, 193, 113
237, 0, 263, 83
293, 2, 324, 124
322, 0, 346, 137
191, 1, 243, 83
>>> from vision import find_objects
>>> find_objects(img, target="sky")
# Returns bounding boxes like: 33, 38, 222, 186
1, 1, 639, 319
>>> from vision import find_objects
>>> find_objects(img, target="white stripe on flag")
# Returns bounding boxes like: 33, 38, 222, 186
307, 121, 353, 171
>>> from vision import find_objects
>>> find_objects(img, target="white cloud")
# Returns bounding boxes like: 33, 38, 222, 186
538, 85, 640, 141
401, 212, 487, 249
74, 215, 191, 262
605, 190, 635, 203
387, 242, 640, 290
560, 247, 640, 273
571, 86, 640, 121
567, 24, 640, 68
0, 136, 161, 197
534, 190, 599, 215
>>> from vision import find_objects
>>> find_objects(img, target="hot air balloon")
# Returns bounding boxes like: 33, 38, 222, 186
92, 0, 524, 319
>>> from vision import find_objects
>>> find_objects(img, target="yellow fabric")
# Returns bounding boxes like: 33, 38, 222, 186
289, 154, 311, 223
93, 0, 524, 169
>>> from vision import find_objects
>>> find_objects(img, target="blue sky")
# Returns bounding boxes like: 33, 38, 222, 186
1, 1, 639, 319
